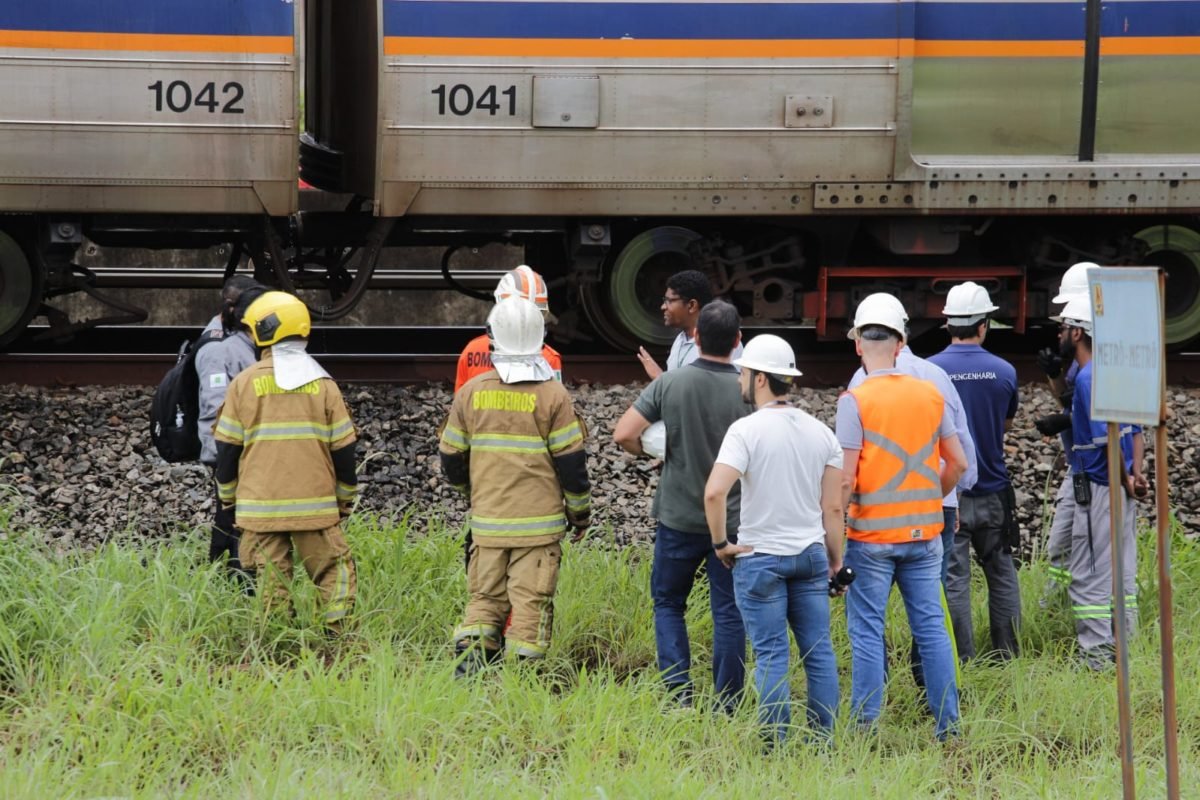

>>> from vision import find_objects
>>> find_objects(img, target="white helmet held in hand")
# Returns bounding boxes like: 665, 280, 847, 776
733, 333, 802, 377
494, 265, 549, 313
848, 292, 908, 340
487, 297, 545, 356
641, 420, 666, 459
942, 281, 999, 326
1051, 296, 1093, 333
1053, 262, 1098, 304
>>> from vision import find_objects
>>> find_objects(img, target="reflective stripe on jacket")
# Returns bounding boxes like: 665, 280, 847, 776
847, 374, 945, 544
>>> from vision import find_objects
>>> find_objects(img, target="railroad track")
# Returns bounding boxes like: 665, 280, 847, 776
3, 325, 1200, 388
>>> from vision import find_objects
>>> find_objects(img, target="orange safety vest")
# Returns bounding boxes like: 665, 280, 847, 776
846, 374, 946, 544
454, 334, 563, 392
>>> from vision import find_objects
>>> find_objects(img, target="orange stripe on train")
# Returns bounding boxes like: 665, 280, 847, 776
0, 30, 293, 54
385, 36, 1200, 59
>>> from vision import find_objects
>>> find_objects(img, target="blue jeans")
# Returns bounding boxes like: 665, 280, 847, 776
846, 536, 960, 739
908, 506, 958, 689
732, 545, 839, 742
651, 523, 746, 709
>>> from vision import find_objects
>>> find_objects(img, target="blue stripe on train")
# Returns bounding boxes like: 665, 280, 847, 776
383, 1, 1200, 41
0, 0, 293, 37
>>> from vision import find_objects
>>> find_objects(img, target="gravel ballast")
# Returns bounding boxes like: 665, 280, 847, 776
0, 380, 1192, 553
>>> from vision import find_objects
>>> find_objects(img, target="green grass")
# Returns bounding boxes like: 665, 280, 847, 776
0, 512, 1196, 798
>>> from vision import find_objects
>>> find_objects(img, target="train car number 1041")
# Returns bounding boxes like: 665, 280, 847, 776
148, 81, 246, 114
431, 84, 517, 117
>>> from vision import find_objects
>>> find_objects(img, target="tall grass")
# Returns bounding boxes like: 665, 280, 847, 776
0, 513, 1195, 798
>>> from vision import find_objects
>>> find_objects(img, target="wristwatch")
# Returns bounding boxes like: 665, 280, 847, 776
713, 539, 728, 551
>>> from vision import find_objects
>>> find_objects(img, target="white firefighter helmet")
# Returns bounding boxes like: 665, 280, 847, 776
487, 296, 545, 356
848, 293, 908, 340
733, 333, 802, 377
1053, 262, 1098, 304
494, 265, 549, 313
1051, 296, 1093, 333
942, 281, 999, 326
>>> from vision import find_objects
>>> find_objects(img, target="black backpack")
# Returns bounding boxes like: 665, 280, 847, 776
150, 332, 219, 462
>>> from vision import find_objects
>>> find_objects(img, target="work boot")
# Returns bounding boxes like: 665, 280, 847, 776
453, 643, 502, 679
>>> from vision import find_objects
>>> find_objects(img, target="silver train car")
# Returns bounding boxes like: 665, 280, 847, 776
3, 0, 1199, 349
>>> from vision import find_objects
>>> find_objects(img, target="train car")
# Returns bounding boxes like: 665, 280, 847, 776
300, 0, 1200, 348
2, 1, 1198, 352
0, 0, 299, 346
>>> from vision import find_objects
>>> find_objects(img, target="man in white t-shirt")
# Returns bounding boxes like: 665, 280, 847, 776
704, 333, 844, 746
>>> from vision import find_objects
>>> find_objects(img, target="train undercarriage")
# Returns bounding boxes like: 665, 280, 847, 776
2, 212, 1199, 353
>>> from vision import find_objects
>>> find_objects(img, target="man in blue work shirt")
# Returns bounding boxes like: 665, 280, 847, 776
929, 282, 1022, 661
1056, 297, 1146, 670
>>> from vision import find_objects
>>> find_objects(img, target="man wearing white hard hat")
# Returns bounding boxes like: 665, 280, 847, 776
454, 265, 563, 392
704, 333, 843, 745
440, 297, 591, 676
836, 299, 968, 740
929, 282, 1022, 661
1054, 297, 1146, 670
1033, 262, 1097, 603
614, 300, 749, 711
846, 292, 976, 694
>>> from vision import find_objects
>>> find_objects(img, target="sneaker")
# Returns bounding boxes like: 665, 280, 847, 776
666, 684, 695, 710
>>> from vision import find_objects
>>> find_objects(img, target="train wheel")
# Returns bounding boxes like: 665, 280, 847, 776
0, 230, 42, 349
1133, 224, 1200, 347
584, 226, 702, 352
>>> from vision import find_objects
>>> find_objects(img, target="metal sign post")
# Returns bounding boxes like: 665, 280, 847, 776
1088, 267, 1179, 800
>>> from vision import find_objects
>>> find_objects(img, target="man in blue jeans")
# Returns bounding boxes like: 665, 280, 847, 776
705, 333, 844, 745
614, 300, 750, 710
836, 296, 968, 740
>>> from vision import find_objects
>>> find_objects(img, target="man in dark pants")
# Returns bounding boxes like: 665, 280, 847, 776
929, 282, 1022, 660
614, 300, 750, 710
196, 276, 264, 588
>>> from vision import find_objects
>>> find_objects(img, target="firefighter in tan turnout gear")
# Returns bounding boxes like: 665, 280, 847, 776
440, 296, 591, 676
213, 291, 359, 633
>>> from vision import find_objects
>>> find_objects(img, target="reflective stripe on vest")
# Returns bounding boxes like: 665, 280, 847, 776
847, 375, 946, 544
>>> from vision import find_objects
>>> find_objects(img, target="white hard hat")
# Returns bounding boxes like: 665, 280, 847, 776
641, 420, 666, 459
494, 265, 549, 313
1051, 296, 1092, 333
733, 333, 802, 377
1053, 262, 1098, 304
487, 296, 545, 357
942, 281, 999, 325
848, 292, 908, 340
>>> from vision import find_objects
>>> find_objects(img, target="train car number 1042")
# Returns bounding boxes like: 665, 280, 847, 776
431, 84, 517, 117
148, 81, 246, 114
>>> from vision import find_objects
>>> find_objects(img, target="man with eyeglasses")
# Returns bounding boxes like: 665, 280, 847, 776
637, 270, 742, 379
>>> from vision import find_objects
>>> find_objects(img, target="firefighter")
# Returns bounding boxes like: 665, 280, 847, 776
213, 291, 359, 633
440, 297, 591, 676
455, 265, 563, 391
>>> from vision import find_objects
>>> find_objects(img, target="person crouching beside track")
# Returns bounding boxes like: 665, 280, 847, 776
213, 291, 359, 635
704, 333, 844, 747
836, 301, 967, 741
613, 300, 750, 712
440, 297, 591, 677
196, 275, 265, 592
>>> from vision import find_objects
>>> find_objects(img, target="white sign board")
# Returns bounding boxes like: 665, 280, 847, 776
1088, 267, 1164, 426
